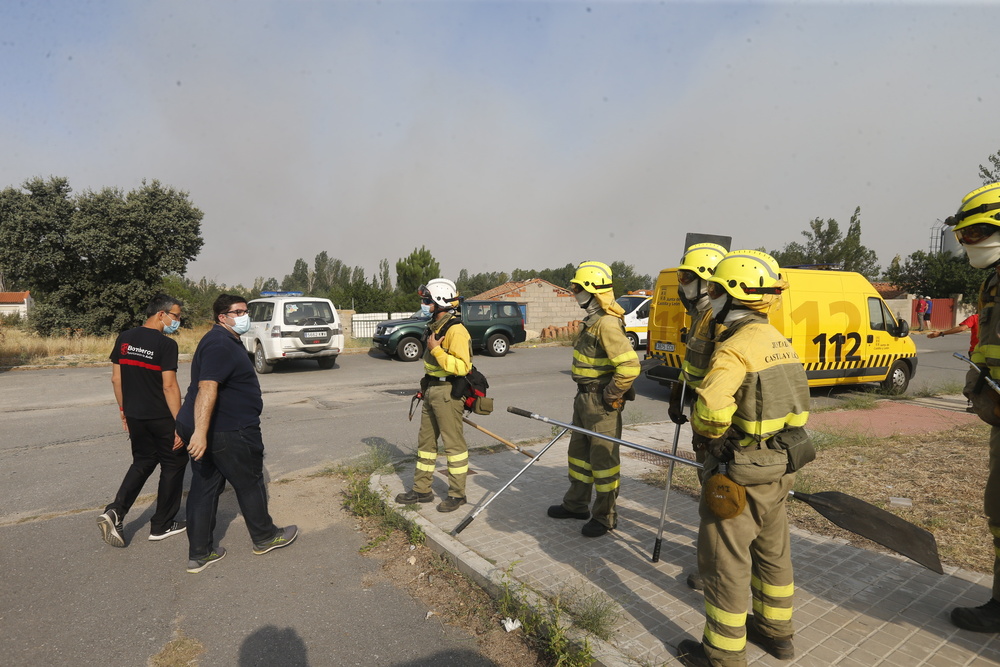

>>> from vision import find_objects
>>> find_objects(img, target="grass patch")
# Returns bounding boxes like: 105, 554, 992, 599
909, 380, 964, 398
837, 392, 879, 411
0, 324, 211, 366
149, 630, 204, 667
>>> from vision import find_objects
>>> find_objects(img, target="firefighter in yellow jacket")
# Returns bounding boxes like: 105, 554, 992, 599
677, 251, 810, 667
948, 182, 1000, 632
547, 261, 640, 537
395, 278, 473, 513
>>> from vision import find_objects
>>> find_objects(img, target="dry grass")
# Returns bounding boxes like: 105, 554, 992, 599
640, 422, 994, 574
0, 325, 211, 367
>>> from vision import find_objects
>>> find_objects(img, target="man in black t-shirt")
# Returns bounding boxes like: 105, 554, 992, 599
98, 294, 188, 547
175, 294, 297, 574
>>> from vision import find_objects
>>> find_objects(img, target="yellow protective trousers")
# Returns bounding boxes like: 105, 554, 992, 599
562, 389, 622, 529
412, 382, 468, 499
697, 472, 796, 666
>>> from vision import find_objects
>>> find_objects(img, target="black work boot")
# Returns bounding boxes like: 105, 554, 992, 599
547, 504, 589, 520
952, 598, 1000, 632
581, 518, 614, 538
676, 639, 712, 667
746, 615, 794, 659
437, 496, 467, 513
686, 570, 703, 591
395, 489, 433, 505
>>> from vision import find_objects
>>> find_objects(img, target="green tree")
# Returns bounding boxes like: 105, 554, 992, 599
0, 176, 203, 334
281, 258, 310, 292
883, 250, 986, 303
456, 269, 510, 297
609, 261, 653, 294
769, 208, 880, 280
395, 246, 440, 309
980, 148, 1000, 185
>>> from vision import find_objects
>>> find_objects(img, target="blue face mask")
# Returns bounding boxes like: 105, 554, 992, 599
230, 314, 252, 335
162, 316, 180, 335
420, 303, 432, 316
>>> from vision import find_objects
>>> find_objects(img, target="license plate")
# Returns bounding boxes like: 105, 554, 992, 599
306, 331, 328, 338
655, 341, 675, 352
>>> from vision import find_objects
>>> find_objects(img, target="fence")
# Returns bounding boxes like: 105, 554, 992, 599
350, 311, 417, 338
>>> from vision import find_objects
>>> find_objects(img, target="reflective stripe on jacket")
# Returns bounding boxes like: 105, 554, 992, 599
682, 306, 724, 389
423, 314, 472, 378
973, 273, 1000, 380
572, 311, 640, 398
692, 314, 810, 445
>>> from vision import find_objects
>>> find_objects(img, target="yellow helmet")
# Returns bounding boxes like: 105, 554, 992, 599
709, 250, 782, 302
570, 260, 614, 294
677, 242, 726, 278
948, 182, 1000, 244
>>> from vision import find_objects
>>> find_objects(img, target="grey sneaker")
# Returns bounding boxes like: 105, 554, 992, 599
253, 525, 299, 555
187, 547, 227, 574
97, 509, 125, 548
149, 521, 187, 541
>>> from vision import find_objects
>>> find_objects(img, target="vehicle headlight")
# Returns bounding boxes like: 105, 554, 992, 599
381, 326, 396, 335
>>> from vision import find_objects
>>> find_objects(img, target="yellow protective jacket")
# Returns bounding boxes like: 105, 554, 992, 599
973, 272, 1000, 378
422, 314, 472, 378
572, 311, 640, 400
692, 314, 809, 446
682, 305, 725, 389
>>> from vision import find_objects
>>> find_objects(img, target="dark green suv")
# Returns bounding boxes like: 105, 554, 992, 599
372, 300, 527, 362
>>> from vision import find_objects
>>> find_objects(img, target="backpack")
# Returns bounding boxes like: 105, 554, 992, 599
463, 366, 492, 415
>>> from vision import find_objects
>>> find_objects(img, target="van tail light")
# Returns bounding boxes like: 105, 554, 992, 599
270, 326, 282, 338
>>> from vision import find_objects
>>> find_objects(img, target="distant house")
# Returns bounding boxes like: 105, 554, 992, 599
870, 282, 907, 300
470, 279, 580, 334
0, 291, 33, 319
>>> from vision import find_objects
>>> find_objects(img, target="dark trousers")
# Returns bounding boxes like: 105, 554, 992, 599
106, 416, 188, 534
178, 424, 278, 560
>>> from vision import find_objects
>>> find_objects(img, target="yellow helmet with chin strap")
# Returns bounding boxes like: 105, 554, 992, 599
947, 182, 1000, 240
709, 250, 782, 302
571, 260, 614, 294
678, 242, 726, 277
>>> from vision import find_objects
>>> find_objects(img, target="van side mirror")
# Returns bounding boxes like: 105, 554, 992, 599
892, 319, 910, 338
637, 306, 650, 319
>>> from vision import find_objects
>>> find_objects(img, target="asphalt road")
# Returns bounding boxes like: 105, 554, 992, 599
0, 337, 966, 666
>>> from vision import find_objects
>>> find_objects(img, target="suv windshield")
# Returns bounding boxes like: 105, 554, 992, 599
283, 301, 336, 326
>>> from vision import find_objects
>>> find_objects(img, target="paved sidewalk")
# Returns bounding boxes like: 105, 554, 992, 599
373, 398, 1000, 666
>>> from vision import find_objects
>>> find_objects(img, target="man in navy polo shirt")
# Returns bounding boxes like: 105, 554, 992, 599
175, 294, 297, 574
99, 294, 188, 547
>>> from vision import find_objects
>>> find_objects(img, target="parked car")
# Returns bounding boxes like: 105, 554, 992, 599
372, 300, 527, 361
616, 292, 651, 350
241, 293, 345, 374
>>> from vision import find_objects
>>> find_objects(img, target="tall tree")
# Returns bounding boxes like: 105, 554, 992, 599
883, 250, 985, 303
281, 258, 310, 292
395, 246, 440, 307
769, 207, 880, 280
0, 176, 203, 334
980, 148, 1000, 185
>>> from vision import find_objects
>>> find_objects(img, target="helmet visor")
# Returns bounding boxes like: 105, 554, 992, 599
677, 269, 699, 285
957, 223, 1000, 246
706, 281, 727, 299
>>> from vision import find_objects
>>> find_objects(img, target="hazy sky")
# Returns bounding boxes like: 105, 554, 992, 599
2, 1, 998, 290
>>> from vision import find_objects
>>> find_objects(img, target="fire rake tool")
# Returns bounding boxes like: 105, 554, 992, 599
506, 406, 943, 574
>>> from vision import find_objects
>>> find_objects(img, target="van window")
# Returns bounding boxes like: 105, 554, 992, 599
284, 301, 335, 325
868, 297, 897, 332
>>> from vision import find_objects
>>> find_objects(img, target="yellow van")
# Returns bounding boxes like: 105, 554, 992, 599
646, 267, 917, 393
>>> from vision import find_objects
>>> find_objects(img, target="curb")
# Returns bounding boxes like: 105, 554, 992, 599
369, 473, 630, 667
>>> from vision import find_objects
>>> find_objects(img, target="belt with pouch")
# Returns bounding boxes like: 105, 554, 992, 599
576, 382, 609, 394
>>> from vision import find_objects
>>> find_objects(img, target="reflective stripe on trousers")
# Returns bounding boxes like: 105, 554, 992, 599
561, 389, 622, 528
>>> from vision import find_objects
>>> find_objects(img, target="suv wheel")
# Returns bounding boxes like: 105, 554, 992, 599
485, 333, 509, 357
254, 343, 274, 374
318, 356, 337, 369
397, 336, 423, 362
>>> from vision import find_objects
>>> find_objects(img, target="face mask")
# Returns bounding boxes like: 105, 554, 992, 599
420, 303, 432, 316
230, 314, 251, 335
574, 289, 592, 309
681, 280, 701, 301
162, 315, 180, 335
709, 294, 729, 320
964, 232, 1000, 269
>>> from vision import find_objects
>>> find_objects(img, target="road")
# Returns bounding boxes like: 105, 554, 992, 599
0, 337, 967, 665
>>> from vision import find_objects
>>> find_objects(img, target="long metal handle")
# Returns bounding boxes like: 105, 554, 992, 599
955, 353, 1000, 395
506, 407, 702, 469
452, 427, 570, 535
652, 380, 686, 562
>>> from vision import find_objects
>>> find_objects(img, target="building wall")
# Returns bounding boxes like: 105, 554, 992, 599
483, 281, 581, 333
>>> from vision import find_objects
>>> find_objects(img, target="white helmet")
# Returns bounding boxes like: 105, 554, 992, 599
419, 278, 459, 309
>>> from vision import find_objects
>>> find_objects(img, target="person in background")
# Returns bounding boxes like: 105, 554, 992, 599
98, 294, 188, 547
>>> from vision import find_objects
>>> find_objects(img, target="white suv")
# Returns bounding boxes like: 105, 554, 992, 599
242, 294, 344, 374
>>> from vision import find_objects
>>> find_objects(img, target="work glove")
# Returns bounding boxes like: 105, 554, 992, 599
667, 382, 687, 425
602, 386, 626, 412
693, 427, 742, 461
